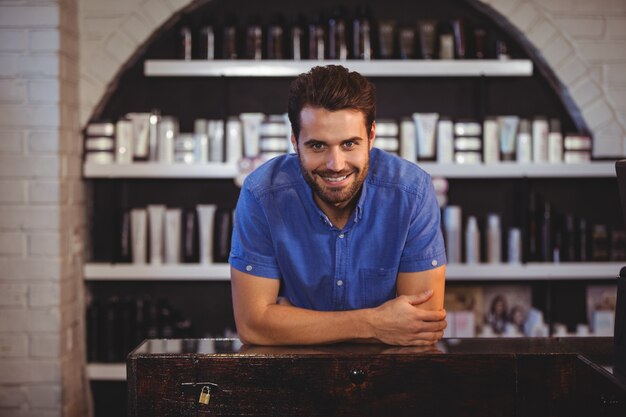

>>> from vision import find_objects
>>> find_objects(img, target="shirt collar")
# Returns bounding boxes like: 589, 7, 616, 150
354, 176, 368, 223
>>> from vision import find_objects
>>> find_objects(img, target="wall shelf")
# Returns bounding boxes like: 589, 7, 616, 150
144, 59, 533, 77
446, 263, 622, 281
84, 263, 231, 280
87, 363, 126, 381
82, 161, 615, 179
84, 262, 621, 281
83, 162, 238, 179
419, 162, 616, 178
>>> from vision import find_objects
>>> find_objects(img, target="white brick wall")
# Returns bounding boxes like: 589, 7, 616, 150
0, 29, 26, 52
29, 334, 60, 358
554, 17, 605, 39
0, 0, 86, 416
0, 284, 28, 306
0, 309, 60, 333
0, 6, 60, 27
0, 334, 28, 358
26, 384, 61, 408
0, 359, 60, 384
0, 385, 27, 407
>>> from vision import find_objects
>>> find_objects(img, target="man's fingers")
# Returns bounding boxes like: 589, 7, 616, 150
418, 308, 447, 322
407, 330, 445, 344
416, 319, 447, 333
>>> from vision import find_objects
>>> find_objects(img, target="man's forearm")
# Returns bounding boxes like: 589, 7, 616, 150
237, 303, 376, 345
231, 268, 446, 346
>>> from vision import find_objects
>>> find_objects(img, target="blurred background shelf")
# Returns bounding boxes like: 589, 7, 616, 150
144, 59, 534, 78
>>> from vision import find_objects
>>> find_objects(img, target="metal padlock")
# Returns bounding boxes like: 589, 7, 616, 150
198, 386, 210, 405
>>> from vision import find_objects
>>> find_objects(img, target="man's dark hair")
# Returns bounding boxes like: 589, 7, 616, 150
287, 65, 376, 141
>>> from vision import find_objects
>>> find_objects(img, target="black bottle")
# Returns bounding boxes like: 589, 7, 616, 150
222, 14, 238, 59
199, 16, 215, 60
182, 207, 199, 263
179, 20, 192, 60
86, 298, 101, 362
245, 15, 263, 60
266, 14, 285, 59
328, 8, 348, 60
308, 12, 325, 60
118, 209, 131, 262
352, 5, 372, 60
289, 15, 306, 60
540, 202, 552, 262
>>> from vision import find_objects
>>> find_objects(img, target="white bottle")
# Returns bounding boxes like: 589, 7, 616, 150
436, 118, 454, 164
465, 216, 481, 264
508, 228, 522, 263
443, 206, 462, 264
532, 117, 549, 163
483, 117, 499, 164
197, 204, 217, 264
516, 119, 532, 163
164, 208, 182, 264
130, 208, 147, 264
225, 117, 243, 163
548, 119, 563, 163
147, 205, 166, 265
486, 213, 501, 264
400, 118, 416, 163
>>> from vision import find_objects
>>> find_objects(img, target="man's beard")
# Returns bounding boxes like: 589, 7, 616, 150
298, 157, 369, 206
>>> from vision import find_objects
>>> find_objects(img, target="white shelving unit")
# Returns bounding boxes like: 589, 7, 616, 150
418, 162, 616, 179
87, 363, 126, 381
82, 161, 616, 179
83, 162, 238, 179
144, 59, 533, 77
84, 263, 230, 281
83, 262, 621, 281
446, 263, 622, 281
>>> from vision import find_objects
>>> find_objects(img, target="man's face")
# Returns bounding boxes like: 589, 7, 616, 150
292, 106, 375, 210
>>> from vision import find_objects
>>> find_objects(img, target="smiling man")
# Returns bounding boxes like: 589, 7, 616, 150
229, 65, 447, 346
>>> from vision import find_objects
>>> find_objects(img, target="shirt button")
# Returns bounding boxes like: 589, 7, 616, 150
246, 265, 253, 271
337, 280, 343, 286
338, 233, 345, 239
431, 260, 438, 267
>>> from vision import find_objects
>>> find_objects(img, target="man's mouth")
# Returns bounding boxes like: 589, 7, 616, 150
317, 171, 353, 185
323, 175, 348, 182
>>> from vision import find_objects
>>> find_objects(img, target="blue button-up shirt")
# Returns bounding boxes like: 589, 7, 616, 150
229, 148, 446, 311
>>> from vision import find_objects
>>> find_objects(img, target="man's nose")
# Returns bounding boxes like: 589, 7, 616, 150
326, 146, 346, 172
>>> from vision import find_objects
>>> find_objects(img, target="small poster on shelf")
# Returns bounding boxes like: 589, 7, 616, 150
483, 285, 533, 337
444, 286, 484, 337
586, 284, 617, 336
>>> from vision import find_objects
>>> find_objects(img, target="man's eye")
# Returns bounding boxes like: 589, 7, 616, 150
311, 143, 324, 150
343, 141, 355, 149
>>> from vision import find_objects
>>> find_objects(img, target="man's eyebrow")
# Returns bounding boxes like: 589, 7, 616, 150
302, 137, 364, 146
302, 138, 324, 146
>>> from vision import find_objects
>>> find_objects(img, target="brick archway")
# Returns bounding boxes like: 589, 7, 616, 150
79, 0, 626, 156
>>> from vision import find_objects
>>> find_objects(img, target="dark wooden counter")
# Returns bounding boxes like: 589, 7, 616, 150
127, 337, 626, 417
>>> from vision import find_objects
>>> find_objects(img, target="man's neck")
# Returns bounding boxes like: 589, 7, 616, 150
314, 193, 360, 230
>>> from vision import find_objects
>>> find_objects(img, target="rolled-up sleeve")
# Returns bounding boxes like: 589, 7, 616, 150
398, 175, 447, 272
229, 184, 281, 279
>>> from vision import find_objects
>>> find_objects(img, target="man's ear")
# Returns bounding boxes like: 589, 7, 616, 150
368, 121, 376, 150
291, 132, 298, 153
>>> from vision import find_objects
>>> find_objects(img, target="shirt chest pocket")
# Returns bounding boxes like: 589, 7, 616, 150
358, 267, 397, 309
